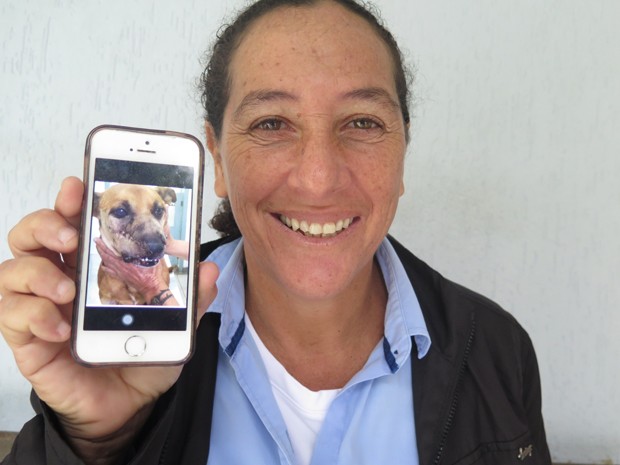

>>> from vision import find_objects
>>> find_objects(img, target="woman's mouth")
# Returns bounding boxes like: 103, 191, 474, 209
279, 214, 355, 238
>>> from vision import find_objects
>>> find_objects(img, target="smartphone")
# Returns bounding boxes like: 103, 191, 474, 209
72, 125, 204, 365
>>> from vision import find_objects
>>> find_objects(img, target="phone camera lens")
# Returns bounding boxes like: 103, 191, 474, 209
145, 140, 150, 145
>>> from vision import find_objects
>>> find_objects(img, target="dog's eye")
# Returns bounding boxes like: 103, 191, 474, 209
111, 208, 128, 219
152, 205, 164, 219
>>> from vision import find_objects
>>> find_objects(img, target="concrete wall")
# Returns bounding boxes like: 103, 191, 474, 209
1, 1, 618, 462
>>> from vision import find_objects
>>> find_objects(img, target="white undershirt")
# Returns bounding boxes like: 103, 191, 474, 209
245, 314, 341, 465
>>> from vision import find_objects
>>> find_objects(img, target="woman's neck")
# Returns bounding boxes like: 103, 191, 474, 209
244, 258, 387, 390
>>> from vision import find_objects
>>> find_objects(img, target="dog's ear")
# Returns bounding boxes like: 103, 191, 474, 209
92, 192, 101, 218
155, 187, 177, 205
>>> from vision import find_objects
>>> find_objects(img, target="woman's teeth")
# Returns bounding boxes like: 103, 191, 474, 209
279, 215, 353, 237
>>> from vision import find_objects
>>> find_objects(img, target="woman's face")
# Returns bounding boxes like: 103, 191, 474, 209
208, 1, 407, 301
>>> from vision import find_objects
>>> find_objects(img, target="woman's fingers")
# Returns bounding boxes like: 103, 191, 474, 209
7, 177, 84, 277
0, 256, 76, 305
195, 261, 219, 325
53, 176, 84, 270
0, 257, 75, 346
54, 176, 84, 229
8, 209, 79, 259
0, 292, 71, 347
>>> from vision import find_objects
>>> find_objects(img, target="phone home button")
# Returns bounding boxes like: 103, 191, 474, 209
125, 336, 146, 357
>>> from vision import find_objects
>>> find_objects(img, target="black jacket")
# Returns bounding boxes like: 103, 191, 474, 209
3, 236, 551, 465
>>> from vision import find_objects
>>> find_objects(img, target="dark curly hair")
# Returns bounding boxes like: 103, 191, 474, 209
200, 0, 413, 237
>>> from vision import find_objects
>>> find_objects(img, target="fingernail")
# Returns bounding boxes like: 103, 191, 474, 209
56, 320, 71, 339
57, 279, 74, 298
58, 227, 77, 245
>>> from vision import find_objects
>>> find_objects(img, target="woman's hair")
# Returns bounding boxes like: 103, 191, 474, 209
200, 0, 413, 238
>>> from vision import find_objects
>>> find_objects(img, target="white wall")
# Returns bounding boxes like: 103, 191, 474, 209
1, 1, 618, 462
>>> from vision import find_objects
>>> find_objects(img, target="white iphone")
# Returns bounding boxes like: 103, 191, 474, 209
72, 125, 204, 365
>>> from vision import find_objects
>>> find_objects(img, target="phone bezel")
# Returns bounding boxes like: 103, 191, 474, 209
71, 125, 205, 366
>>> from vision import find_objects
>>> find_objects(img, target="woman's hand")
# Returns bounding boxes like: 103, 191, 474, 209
0, 176, 219, 462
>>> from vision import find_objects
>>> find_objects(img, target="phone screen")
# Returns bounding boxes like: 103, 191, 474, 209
83, 158, 194, 331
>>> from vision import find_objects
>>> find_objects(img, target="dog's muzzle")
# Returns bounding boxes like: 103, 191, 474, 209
122, 237, 166, 267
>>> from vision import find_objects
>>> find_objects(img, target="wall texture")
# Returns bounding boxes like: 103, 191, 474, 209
1, 0, 618, 463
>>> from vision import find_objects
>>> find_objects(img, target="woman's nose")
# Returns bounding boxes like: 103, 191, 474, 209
287, 129, 351, 198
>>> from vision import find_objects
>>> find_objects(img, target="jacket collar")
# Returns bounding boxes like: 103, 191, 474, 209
388, 235, 477, 465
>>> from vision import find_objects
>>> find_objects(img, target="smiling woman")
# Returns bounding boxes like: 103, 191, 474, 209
209, 4, 406, 311
0, 1, 551, 464
206, 2, 409, 396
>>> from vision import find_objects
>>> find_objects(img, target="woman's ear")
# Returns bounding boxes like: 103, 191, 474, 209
205, 122, 228, 198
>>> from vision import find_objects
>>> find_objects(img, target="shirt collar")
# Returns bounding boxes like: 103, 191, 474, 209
205, 237, 246, 353
376, 239, 431, 362
205, 237, 431, 363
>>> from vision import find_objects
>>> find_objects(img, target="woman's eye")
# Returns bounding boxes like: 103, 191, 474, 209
253, 118, 284, 131
348, 118, 381, 130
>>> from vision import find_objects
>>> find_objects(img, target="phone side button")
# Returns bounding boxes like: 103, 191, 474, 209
125, 336, 146, 357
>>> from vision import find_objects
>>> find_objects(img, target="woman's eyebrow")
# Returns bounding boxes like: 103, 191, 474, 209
231, 86, 399, 121
232, 89, 297, 120
341, 87, 400, 110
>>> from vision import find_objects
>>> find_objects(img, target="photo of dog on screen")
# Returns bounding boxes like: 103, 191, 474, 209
89, 183, 178, 306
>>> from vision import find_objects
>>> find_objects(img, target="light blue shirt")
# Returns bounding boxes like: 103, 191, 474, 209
204, 237, 431, 465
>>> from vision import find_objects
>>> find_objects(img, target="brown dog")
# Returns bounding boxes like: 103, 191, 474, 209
93, 183, 176, 305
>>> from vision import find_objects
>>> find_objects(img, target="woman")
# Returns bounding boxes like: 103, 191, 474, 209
0, 1, 551, 464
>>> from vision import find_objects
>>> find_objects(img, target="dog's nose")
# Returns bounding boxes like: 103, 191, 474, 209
145, 238, 165, 257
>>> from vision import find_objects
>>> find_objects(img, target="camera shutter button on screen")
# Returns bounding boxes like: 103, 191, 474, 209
124, 336, 146, 357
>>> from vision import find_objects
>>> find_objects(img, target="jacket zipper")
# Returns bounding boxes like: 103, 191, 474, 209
158, 437, 169, 465
433, 315, 476, 465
